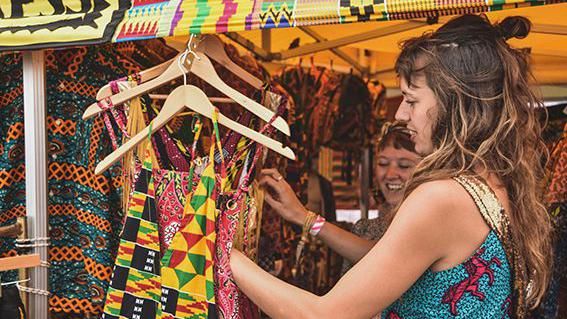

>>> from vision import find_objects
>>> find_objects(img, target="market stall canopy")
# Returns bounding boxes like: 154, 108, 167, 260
209, 2, 567, 88
0, 0, 563, 51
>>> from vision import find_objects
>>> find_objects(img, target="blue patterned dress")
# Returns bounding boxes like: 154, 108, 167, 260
383, 176, 514, 319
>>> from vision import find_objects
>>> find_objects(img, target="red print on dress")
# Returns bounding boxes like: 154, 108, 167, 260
441, 247, 502, 316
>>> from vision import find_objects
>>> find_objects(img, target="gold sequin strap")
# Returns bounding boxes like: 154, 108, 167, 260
453, 175, 527, 318
453, 175, 507, 237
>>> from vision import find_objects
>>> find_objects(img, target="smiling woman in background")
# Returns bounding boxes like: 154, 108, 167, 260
267, 122, 421, 269
356, 122, 421, 241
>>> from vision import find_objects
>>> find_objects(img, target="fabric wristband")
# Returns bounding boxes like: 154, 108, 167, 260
309, 215, 326, 236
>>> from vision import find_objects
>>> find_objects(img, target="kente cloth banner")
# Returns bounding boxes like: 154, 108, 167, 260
0, 0, 564, 51
113, 0, 561, 42
0, 0, 130, 51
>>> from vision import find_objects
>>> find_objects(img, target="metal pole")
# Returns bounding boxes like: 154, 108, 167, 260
358, 47, 371, 219
299, 26, 368, 75
23, 50, 49, 319
360, 148, 370, 219
273, 21, 425, 60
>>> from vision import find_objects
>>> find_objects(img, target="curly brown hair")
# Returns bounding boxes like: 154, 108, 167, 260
395, 14, 552, 312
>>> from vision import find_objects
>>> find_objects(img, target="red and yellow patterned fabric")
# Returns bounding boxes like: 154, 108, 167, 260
160, 111, 224, 318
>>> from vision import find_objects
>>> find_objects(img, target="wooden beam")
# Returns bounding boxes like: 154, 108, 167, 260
273, 21, 426, 60
299, 26, 368, 74
532, 24, 567, 36
0, 254, 40, 272
224, 32, 271, 61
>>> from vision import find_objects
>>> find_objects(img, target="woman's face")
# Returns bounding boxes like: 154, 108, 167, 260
376, 144, 420, 206
395, 75, 438, 156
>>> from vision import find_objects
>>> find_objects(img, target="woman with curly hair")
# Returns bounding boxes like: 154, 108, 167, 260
231, 14, 552, 318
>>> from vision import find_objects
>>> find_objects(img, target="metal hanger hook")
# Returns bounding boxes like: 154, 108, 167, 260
177, 50, 190, 85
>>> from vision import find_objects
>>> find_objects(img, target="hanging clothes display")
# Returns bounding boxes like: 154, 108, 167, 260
44, 43, 173, 319
96, 37, 296, 318
0, 40, 183, 319
0, 52, 25, 287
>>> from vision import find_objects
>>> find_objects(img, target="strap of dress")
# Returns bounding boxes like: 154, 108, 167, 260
453, 174, 527, 318
453, 175, 507, 237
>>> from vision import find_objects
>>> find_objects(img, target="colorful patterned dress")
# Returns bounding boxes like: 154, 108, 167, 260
383, 175, 513, 319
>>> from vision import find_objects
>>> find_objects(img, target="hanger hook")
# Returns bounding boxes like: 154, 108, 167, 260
177, 50, 189, 86
178, 34, 202, 85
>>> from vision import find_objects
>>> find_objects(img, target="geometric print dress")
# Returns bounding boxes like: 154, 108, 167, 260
104, 111, 225, 319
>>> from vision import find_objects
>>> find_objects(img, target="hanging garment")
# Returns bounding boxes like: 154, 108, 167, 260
0, 53, 25, 287
214, 119, 276, 319
103, 145, 162, 319
160, 111, 224, 319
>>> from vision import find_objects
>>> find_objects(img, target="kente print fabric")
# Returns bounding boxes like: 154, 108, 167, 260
0, 0, 562, 51
0, 41, 177, 319
383, 175, 513, 318
160, 113, 224, 319
103, 147, 162, 319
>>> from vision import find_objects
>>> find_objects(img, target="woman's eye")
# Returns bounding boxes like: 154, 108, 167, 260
398, 161, 415, 169
378, 162, 389, 167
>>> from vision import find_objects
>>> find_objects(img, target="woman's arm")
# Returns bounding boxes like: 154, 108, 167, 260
313, 222, 377, 263
232, 180, 458, 318
260, 169, 376, 263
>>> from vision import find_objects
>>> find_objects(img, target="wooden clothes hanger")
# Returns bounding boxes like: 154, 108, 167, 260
95, 84, 295, 174
196, 35, 264, 90
87, 35, 262, 110
83, 46, 289, 136
82, 51, 185, 120
83, 35, 269, 121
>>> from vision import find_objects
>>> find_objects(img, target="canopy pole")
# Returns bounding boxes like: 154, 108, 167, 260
22, 50, 49, 319
272, 21, 425, 60
299, 26, 368, 75
359, 48, 371, 219
531, 23, 567, 36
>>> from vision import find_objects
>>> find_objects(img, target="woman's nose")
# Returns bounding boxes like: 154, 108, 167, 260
395, 102, 410, 123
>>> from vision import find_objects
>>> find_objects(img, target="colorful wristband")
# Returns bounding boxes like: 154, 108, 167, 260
309, 215, 326, 236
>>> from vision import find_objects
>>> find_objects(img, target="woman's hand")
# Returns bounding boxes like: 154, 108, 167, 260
259, 169, 308, 226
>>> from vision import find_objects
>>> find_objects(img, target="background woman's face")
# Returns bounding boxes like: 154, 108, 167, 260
375, 145, 420, 206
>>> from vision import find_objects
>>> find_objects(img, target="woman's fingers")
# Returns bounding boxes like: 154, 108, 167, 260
263, 191, 280, 209
259, 175, 284, 194
261, 169, 284, 181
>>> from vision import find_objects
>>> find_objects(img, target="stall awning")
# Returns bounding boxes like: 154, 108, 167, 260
0, 0, 563, 51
